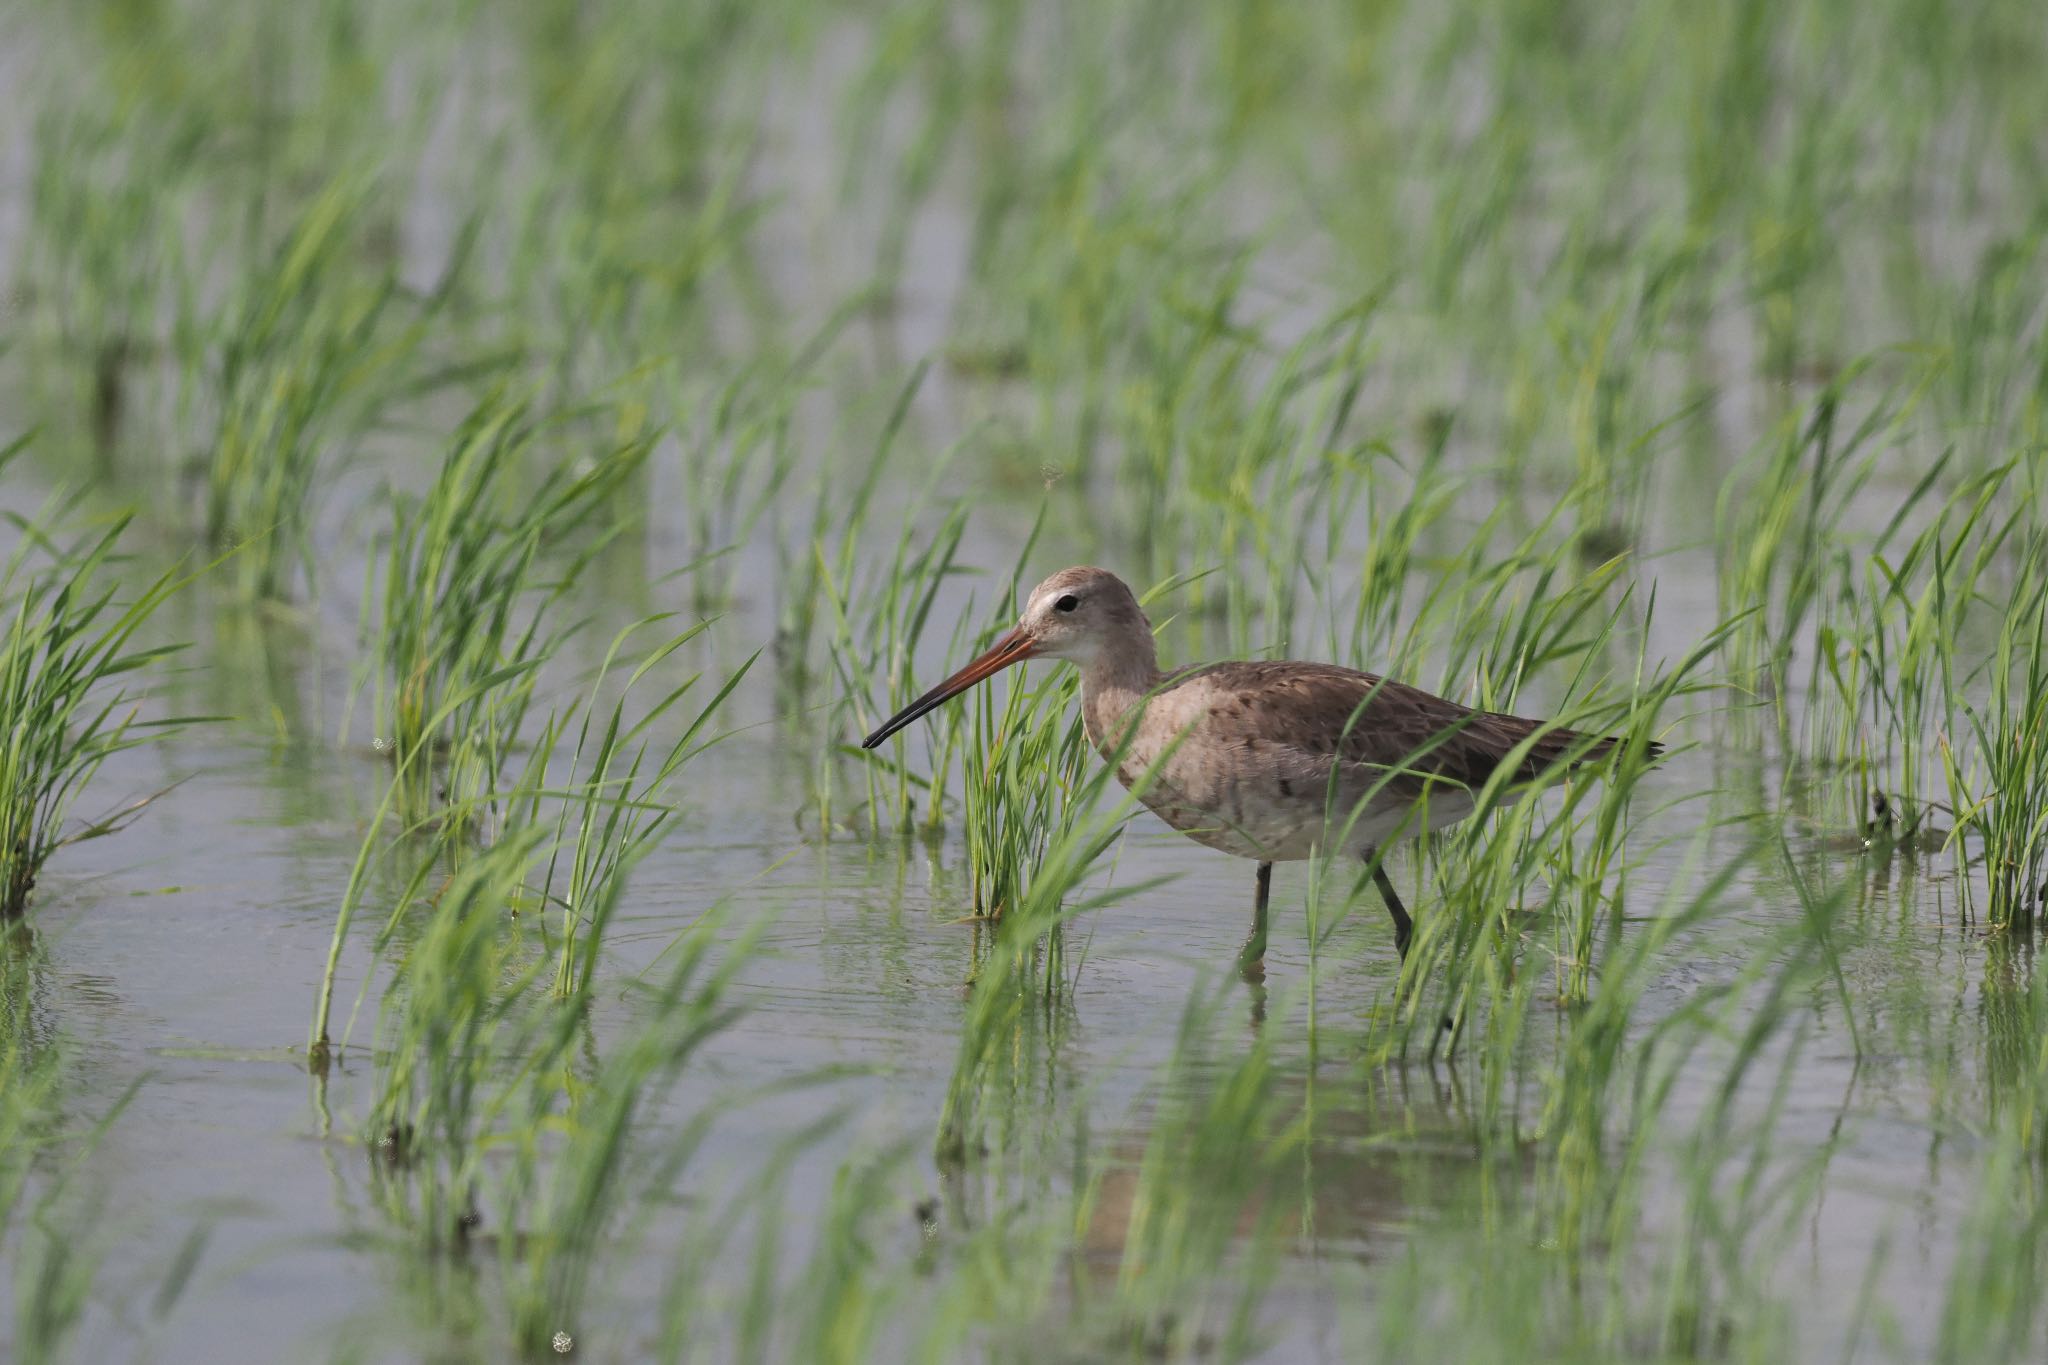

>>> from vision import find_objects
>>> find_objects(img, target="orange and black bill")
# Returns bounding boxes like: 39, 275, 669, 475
861, 628, 1037, 748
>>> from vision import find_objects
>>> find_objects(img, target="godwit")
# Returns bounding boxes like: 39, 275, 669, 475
861, 567, 1653, 974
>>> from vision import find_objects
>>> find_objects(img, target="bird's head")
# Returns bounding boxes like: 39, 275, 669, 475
860, 566, 1147, 748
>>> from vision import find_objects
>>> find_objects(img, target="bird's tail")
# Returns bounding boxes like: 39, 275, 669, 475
1506, 717, 1664, 779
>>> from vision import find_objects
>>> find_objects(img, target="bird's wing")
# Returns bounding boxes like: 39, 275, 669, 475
1167, 660, 1618, 793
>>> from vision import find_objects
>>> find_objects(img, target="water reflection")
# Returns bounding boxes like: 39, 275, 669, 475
1981, 929, 2038, 1104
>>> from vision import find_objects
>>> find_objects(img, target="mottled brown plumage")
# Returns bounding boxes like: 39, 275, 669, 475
1147, 660, 1628, 799
863, 566, 1653, 970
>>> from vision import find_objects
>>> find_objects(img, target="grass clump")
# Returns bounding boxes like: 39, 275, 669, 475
0, 473, 198, 920
322, 618, 765, 1356
517, 619, 756, 999
1945, 531, 2048, 929
315, 614, 747, 1053
359, 822, 763, 1359
937, 738, 1176, 1165
16, 105, 200, 474
363, 394, 647, 843
817, 491, 971, 837
199, 173, 427, 602
958, 664, 1089, 919
1713, 377, 1890, 710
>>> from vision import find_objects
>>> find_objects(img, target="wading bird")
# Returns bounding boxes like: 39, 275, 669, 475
861, 567, 1653, 976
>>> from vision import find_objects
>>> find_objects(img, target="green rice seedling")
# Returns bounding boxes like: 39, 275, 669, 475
1713, 389, 1855, 705
917, 945, 1296, 1356
1581, 839, 1829, 1102
1713, 363, 1933, 710
1349, 603, 1729, 1045
1540, 607, 1738, 1005
1018, 281, 1365, 665
820, 498, 971, 837
355, 786, 773, 1356
1342, 734, 1590, 1047
1323, 492, 1610, 717
498, 918, 770, 1359
849, 533, 1183, 912
937, 735, 1179, 1167
1802, 452, 1969, 833
0, 479, 202, 921
766, 982, 1282, 1360
1370, 1098, 1815, 1363
774, 360, 927, 711
1106, 290, 1382, 639
958, 665, 1089, 919
916, 510, 1097, 912
7, 1149, 115, 1362
859, 981, 1295, 1360
494, 0, 801, 393
18, 0, 2048, 1356
315, 606, 739, 1058
610, 352, 813, 613
800, 366, 1054, 842
1793, 455, 2030, 859
651, 1078, 897, 1364
1433, 538, 1637, 715
363, 394, 648, 842
934, 109, 1216, 491
1942, 531, 2048, 929
837, 0, 993, 302
16, 106, 200, 474
349, 846, 582, 1342
200, 172, 426, 601
312, 662, 546, 1061
1632, 1069, 1836, 1358
518, 620, 756, 999
364, 824, 551, 1215
855, 539, 1200, 908
1532, 256, 1711, 561
1912, 227, 2048, 464
1281, 508, 1712, 1026
715, 1145, 911, 1365
1367, 834, 1840, 1359
1316, 438, 1462, 669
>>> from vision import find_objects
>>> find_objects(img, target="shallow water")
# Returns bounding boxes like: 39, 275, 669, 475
7, 677, 2010, 1361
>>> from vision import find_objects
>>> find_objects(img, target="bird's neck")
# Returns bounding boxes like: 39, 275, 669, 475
1079, 637, 1162, 753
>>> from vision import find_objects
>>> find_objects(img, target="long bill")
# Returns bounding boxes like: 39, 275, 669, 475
861, 627, 1037, 749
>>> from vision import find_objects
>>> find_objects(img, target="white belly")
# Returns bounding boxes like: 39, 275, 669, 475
1117, 754, 1477, 862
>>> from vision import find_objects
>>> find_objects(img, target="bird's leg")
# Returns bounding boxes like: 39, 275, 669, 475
1370, 856, 1451, 1032
1237, 861, 1273, 982
1372, 863, 1413, 960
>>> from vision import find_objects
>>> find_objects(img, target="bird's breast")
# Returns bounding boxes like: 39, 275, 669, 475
1089, 685, 1351, 861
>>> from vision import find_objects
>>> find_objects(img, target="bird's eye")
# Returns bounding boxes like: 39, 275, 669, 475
1054, 594, 1079, 613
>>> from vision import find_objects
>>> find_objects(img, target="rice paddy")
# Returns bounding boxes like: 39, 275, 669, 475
3, 0, 2047, 1360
